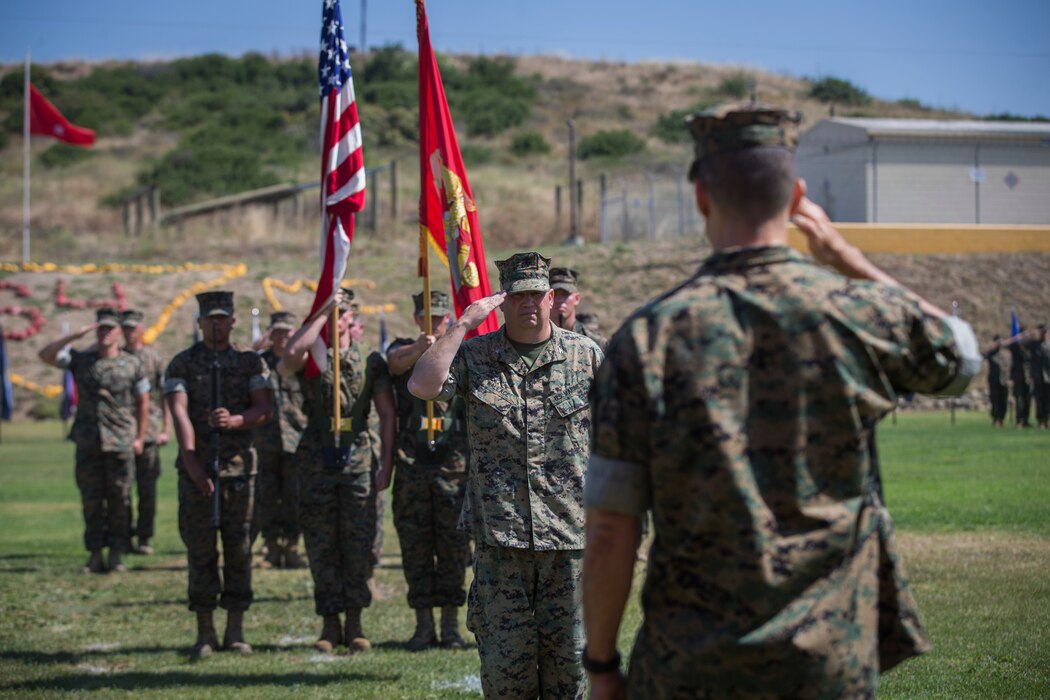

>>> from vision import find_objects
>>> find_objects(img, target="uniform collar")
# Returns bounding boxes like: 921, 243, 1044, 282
496, 323, 568, 375
699, 244, 805, 274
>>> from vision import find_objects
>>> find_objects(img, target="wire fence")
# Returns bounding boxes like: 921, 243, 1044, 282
597, 165, 705, 243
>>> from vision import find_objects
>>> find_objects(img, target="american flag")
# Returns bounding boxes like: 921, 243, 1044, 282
305, 0, 366, 377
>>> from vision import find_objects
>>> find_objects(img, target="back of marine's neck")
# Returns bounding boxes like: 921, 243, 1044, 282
706, 214, 789, 251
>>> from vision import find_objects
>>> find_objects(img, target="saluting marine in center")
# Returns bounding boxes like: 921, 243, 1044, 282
410, 252, 603, 699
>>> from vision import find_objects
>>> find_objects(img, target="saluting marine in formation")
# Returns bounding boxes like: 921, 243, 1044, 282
253, 311, 308, 568
410, 253, 603, 700
582, 104, 981, 699
39, 308, 150, 575
277, 290, 395, 654
120, 309, 171, 555
386, 290, 471, 651
165, 291, 273, 658
984, 335, 1010, 426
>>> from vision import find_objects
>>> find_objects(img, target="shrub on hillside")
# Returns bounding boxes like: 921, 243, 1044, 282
460, 144, 494, 166
577, 129, 646, 159
455, 89, 530, 137
717, 74, 750, 99
510, 131, 551, 156
39, 143, 93, 168
809, 76, 870, 105
142, 145, 280, 206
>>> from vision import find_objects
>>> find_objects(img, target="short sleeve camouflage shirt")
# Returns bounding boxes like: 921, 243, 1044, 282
63, 349, 148, 452
437, 324, 603, 550
164, 342, 270, 477
124, 345, 166, 441
255, 348, 307, 455
587, 246, 970, 695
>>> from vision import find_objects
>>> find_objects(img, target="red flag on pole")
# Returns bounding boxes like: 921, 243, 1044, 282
304, 0, 366, 378
417, 0, 498, 338
28, 84, 95, 147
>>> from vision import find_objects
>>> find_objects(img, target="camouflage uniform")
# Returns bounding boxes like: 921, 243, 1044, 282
984, 343, 1010, 424
1027, 328, 1050, 427
588, 248, 979, 699
389, 334, 471, 610
298, 343, 390, 615
436, 254, 602, 699
165, 341, 270, 613
122, 340, 166, 543
58, 346, 149, 553
1009, 341, 1031, 426
254, 346, 307, 546
550, 267, 608, 352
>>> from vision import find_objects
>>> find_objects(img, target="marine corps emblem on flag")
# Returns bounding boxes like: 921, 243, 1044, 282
428, 150, 480, 291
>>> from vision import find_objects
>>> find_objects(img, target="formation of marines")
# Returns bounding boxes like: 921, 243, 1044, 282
36, 103, 993, 698
985, 324, 1050, 428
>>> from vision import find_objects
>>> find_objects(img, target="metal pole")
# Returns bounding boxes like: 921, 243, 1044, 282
332, 305, 341, 449
565, 120, 582, 245
974, 144, 981, 224
360, 0, 367, 53
871, 139, 878, 223
22, 49, 30, 265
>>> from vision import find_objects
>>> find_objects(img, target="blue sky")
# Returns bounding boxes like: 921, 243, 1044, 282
1, 0, 1047, 117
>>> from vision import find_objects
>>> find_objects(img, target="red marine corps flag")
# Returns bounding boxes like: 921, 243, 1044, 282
304, 0, 366, 377
417, 0, 498, 337
28, 84, 96, 147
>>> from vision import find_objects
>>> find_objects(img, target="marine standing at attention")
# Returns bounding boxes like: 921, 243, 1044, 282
165, 291, 273, 658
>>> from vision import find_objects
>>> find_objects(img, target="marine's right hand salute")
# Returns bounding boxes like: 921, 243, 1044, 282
408, 291, 505, 401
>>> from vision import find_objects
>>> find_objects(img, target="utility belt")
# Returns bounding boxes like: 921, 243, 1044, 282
398, 415, 466, 464
322, 416, 366, 471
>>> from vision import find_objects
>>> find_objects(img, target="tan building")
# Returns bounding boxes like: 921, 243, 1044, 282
796, 118, 1050, 224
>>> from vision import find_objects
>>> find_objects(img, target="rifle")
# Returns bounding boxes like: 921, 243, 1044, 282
209, 318, 222, 528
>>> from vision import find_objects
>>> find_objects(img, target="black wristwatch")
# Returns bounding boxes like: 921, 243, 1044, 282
582, 646, 621, 674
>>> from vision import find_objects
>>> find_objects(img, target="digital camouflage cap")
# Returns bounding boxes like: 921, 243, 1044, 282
687, 104, 802, 180
337, 288, 356, 313
549, 267, 579, 293
96, 307, 121, 327
496, 252, 551, 294
120, 309, 144, 327
196, 291, 234, 317
413, 290, 452, 316
269, 311, 297, 330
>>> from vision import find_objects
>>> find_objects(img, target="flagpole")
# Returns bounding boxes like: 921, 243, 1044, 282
420, 228, 435, 449
22, 49, 30, 266
332, 305, 341, 449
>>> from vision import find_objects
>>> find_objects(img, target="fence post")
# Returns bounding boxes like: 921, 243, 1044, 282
621, 181, 629, 241
149, 186, 160, 230
647, 172, 656, 241
370, 168, 379, 233
555, 185, 562, 231
598, 173, 607, 243
134, 194, 144, 237
122, 202, 131, 236
675, 170, 685, 236
390, 159, 398, 220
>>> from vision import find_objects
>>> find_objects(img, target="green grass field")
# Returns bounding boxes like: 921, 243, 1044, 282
0, 411, 1047, 698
